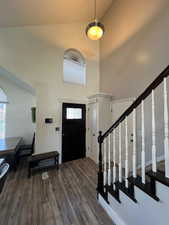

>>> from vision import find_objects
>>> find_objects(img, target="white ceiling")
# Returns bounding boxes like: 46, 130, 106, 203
0, 0, 113, 27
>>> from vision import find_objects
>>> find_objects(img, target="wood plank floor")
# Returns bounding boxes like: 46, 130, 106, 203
0, 158, 115, 225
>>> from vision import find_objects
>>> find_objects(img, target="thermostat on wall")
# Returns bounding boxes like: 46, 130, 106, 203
45, 118, 53, 123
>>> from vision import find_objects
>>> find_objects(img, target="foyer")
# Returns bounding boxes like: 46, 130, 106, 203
0, 158, 114, 225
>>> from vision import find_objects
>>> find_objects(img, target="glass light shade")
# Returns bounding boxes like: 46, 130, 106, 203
86, 21, 104, 40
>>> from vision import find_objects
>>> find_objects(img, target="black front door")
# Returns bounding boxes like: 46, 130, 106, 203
62, 103, 86, 163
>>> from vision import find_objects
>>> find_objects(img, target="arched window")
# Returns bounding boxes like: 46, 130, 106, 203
63, 49, 86, 85
0, 88, 7, 139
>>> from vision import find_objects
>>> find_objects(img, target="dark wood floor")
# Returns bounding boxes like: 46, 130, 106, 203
0, 158, 115, 225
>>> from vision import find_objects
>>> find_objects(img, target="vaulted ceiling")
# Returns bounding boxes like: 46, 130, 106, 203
0, 0, 113, 27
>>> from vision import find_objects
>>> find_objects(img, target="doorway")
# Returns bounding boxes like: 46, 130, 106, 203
62, 103, 86, 163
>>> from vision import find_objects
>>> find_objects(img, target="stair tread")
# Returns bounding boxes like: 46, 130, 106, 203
107, 160, 167, 202
115, 181, 137, 203
147, 170, 169, 187
128, 176, 160, 201
107, 185, 121, 203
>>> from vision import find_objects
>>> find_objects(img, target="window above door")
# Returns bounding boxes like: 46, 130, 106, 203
63, 49, 86, 86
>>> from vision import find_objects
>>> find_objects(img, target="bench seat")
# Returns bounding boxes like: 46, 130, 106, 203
28, 151, 59, 178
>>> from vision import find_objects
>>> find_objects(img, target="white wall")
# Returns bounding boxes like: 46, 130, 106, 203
100, 0, 169, 99
0, 23, 100, 155
112, 98, 134, 123
98, 96, 112, 133
99, 0, 169, 169
0, 75, 36, 144
1, 0, 169, 159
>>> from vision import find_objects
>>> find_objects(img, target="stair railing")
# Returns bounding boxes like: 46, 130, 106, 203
97, 65, 169, 198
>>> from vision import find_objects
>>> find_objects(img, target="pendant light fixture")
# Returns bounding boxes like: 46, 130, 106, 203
86, 0, 105, 40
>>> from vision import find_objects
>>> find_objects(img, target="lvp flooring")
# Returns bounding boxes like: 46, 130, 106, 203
0, 157, 115, 225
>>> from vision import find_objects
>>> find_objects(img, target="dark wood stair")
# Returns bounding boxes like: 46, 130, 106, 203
146, 170, 169, 188
128, 176, 160, 201
107, 184, 121, 203
115, 180, 137, 203
107, 160, 166, 203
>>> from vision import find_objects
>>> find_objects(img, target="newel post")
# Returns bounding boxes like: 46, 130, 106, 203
97, 131, 104, 195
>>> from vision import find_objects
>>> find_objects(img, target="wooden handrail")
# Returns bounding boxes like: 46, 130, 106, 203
100, 65, 169, 141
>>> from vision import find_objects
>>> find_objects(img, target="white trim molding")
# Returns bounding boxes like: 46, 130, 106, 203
88, 92, 113, 100
98, 194, 127, 225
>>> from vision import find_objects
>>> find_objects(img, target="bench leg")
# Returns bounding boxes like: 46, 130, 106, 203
57, 157, 59, 170
28, 165, 31, 178
55, 156, 59, 170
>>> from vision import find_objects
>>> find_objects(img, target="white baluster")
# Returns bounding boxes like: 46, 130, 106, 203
125, 117, 129, 188
119, 123, 122, 183
113, 129, 116, 189
108, 134, 111, 186
152, 90, 157, 173
164, 77, 169, 178
133, 108, 137, 178
103, 139, 107, 187
141, 100, 146, 184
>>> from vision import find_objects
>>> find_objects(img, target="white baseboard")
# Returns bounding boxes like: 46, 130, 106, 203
98, 194, 127, 225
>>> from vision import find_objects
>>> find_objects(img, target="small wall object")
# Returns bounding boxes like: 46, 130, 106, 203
31, 107, 36, 123
45, 118, 53, 124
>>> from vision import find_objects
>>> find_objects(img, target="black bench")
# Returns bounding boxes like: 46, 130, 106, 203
28, 151, 59, 178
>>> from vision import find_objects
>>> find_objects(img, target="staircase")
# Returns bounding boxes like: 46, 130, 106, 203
97, 65, 169, 225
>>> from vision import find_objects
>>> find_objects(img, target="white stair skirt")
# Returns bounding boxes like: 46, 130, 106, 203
99, 179, 169, 225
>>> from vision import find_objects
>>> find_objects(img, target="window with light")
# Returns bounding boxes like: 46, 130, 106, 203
63, 49, 86, 85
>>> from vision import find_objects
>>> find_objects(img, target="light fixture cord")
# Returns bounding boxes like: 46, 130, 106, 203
94, 0, 97, 21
